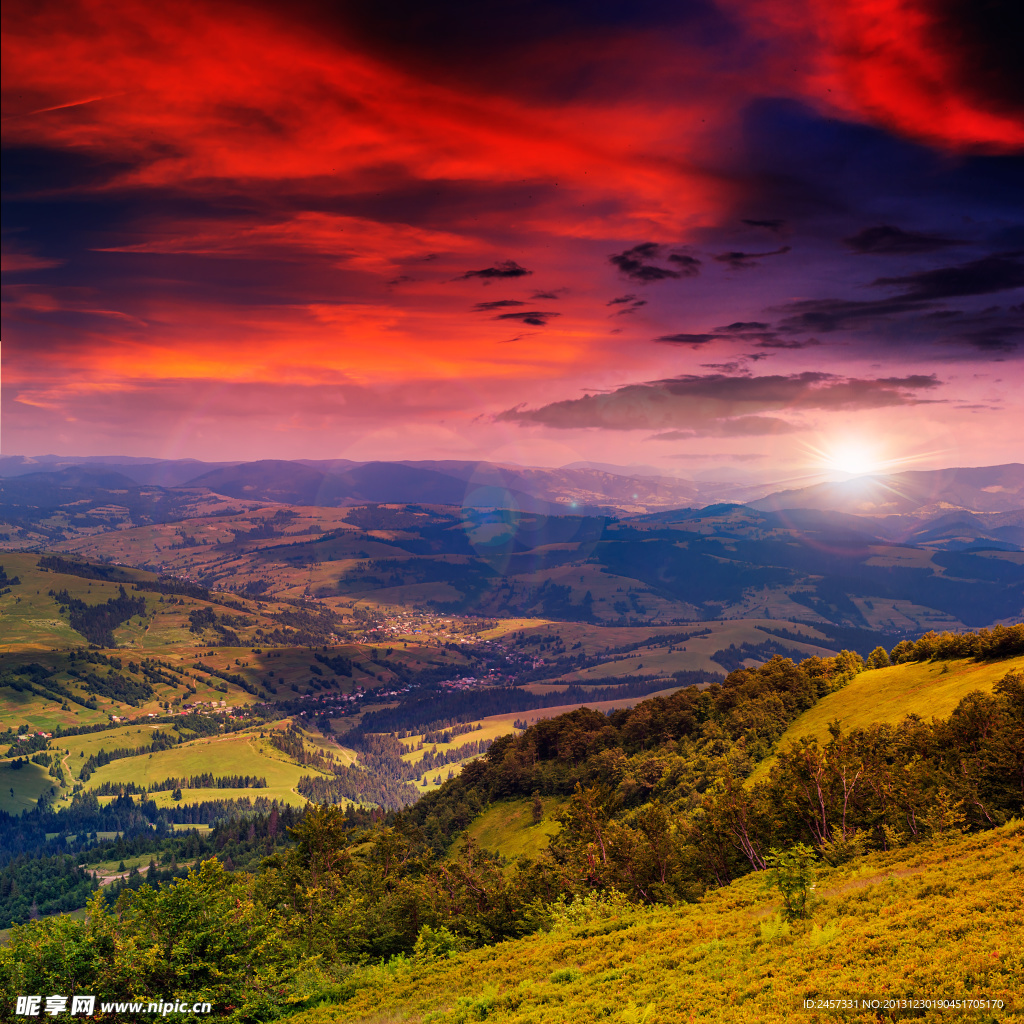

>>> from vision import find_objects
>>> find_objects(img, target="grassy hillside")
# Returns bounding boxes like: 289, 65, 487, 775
457, 797, 564, 864
748, 653, 1024, 785
784, 654, 1024, 742
86, 725, 328, 809
0, 760, 56, 815
2, 632, 1021, 1022
291, 821, 1022, 1024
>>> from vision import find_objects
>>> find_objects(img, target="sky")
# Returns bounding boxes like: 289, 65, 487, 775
2, 0, 1022, 485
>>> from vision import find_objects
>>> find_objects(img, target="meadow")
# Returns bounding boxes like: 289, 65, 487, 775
85, 726, 325, 808
0, 759, 56, 815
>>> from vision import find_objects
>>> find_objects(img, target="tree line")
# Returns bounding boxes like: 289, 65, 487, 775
91, 774, 268, 795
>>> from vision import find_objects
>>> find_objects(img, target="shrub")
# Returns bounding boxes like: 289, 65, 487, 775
413, 924, 467, 961
763, 843, 817, 921
546, 890, 633, 931
818, 828, 867, 866
550, 967, 581, 984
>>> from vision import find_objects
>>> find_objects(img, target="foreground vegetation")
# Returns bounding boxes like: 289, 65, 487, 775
1, 625, 1022, 1020
293, 820, 1023, 1024
3, 820, 1018, 1023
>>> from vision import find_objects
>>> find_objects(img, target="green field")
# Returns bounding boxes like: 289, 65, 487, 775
60, 723, 179, 777
0, 759, 58, 814
0, 680, 111, 733
291, 820, 1024, 1024
397, 720, 524, 763
84, 728, 321, 807
0, 553, 159, 651
80, 854, 151, 875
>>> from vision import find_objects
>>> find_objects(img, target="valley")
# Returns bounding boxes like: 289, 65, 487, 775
1, 465, 1022, 1022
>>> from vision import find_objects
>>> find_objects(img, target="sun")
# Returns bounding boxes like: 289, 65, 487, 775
823, 443, 880, 477
799, 436, 949, 482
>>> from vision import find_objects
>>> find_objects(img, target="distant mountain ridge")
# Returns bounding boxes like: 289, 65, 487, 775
1, 455, 1021, 518
749, 464, 1023, 516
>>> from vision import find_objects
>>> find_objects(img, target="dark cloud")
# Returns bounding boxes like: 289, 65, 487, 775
494, 309, 560, 326
774, 296, 927, 333
742, 218, 786, 232
655, 321, 798, 348
844, 225, 965, 254
460, 260, 533, 279
655, 333, 719, 346
712, 245, 791, 269
473, 299, 525, 310
614, 300, 647, 316
774, 296, 1024, 354
954, 326, 1021, 352
731, 98, 1024, 242
277, 0, 736, 102
711, 321, 796, 348
751, 336, 820, 349
609, 243, 700, 282
496, 371, 941, 433
531, 290, 564, 299
770, 254, 1024, 345
923, 0, 1024, 117
666, 253, 701, 275
607, 294, 647, 315
940, 305, 1024, 352
872, 253, 1024, 300
700, 361, 749, 372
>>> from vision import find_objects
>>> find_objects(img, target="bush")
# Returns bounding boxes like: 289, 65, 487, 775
818, 828, 867, 866
413, 924, 467, 961
545, 890, 633, 931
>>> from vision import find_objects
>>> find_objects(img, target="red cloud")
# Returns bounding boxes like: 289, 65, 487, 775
1, 0, 737, 237
731, 0, 1024, 152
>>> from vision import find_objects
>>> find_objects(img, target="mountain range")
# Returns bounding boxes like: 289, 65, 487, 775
1, 455, 1021, 519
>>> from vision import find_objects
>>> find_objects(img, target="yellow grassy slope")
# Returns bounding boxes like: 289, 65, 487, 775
455, 797, 564, 864
787, 655, 1024, 743
747, 654, 1024, 786
290, 820, 1023, 1024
